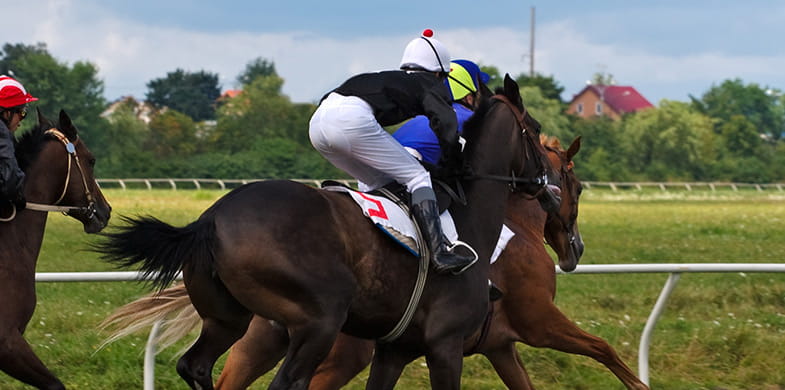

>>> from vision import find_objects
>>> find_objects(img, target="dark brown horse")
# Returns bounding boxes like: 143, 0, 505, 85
96, 75, 553, 390
216, 136, 645, 390
103, 136, 648, 389
0, 110, 111, 389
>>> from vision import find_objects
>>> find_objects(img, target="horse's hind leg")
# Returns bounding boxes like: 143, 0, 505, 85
215, 316, 289, 390
310, 334, 374, 390
482, 342, 535, 390
0, 329, 65, 390
177, 271, 252, 390
268, 314, 347, 390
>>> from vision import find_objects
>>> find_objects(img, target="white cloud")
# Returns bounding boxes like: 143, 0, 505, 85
5, 1, 785, 105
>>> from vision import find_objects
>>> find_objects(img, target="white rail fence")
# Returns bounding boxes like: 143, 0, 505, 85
94, 178, 785, 192
36, 263, 785, 389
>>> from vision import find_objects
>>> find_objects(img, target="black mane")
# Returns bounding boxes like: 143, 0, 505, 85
14, 121, 53, 172
461, 92, 494, 148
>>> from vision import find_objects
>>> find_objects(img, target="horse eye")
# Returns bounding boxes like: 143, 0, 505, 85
89, 158, 97, 167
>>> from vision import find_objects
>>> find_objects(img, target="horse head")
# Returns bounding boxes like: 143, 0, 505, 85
542, 136, 584, 271
22, 109, 111, 233
462, 74, 554, 203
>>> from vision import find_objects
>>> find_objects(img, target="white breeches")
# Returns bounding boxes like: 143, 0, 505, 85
309, 92, 432, 193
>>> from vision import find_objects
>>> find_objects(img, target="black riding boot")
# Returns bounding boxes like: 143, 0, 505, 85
411, 187, 476, 274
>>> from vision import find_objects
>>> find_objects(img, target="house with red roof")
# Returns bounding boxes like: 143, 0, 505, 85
566, 84, 654, 120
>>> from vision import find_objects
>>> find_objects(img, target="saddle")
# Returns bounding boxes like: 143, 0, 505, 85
320, 179, 454, 214
320, 180, 459, 257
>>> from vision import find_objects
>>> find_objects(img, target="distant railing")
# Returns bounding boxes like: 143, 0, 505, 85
582, 181, 784, 192
94, 178, 357, 190
95, 179, 785, 192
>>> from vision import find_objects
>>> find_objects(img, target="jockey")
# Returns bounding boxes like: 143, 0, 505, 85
393, 59, 490, 165
309, 29, 476, 274
391, 60, 504, 300
0, 75, 36, 211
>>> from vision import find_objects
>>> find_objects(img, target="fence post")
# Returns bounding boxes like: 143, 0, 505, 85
639, 272, 681, 386
144, 321, 162, 390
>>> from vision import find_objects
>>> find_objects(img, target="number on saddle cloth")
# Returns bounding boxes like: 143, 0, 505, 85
319, 180, 459, 258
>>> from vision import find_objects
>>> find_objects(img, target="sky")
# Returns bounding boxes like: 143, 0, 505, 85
5, 0, 785, 105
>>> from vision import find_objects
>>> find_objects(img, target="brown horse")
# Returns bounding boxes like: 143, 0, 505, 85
103, 136, 648, 389
214, 136, 646, 389
96, 75, 553, 390
0, 110, 112, 389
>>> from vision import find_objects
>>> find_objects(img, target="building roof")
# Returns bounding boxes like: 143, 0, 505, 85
221, 89, 242, 99
577, 85, 654, 114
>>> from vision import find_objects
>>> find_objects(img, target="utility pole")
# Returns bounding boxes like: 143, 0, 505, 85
530, 6, 535, 77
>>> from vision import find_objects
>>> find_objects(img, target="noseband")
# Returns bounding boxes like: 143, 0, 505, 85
465, 95, 549, 193
25, 129, 98, 219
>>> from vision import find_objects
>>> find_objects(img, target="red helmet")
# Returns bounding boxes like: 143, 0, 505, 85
0, 75, 38, 108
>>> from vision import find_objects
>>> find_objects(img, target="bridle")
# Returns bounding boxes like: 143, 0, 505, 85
542, 144, 580, 250
464, 94, 549, 194
24, 128, 98, 219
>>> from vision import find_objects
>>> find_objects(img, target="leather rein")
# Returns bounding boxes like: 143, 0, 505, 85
24, 129, 97, 218
465, 95, 549, 190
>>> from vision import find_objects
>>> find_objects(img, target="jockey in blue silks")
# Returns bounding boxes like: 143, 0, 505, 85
393, 59, 490, 165
309, 29, 476, 274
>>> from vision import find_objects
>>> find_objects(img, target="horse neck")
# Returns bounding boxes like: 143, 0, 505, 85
504, 194, 546, 242
451, 107, 524, 269
6, 143, 64, 261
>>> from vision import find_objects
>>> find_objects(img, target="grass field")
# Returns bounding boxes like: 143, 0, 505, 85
2, 187, 784, 389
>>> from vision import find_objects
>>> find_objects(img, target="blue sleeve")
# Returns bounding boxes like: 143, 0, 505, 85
393, 116, 442, 165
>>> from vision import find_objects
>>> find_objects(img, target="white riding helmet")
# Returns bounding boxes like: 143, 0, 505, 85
400, 29, 450, 74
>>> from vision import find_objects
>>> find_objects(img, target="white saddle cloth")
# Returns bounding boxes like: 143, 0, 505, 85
325, 186, 514, 263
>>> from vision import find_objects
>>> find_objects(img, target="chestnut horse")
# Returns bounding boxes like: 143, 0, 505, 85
103, 136, 648, 389
96, 75, 553, 390
0, 110, 111, 389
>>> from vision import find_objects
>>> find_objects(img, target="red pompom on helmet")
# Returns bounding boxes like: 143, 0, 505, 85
0, 75, 38, 109
400, 29, 450, 73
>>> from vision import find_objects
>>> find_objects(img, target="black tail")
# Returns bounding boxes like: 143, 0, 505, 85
94, 215, 216, 291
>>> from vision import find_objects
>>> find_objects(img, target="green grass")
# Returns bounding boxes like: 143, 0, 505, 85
1, 188, 784, 389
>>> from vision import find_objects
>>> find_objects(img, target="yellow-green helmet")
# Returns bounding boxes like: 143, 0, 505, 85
446, 60, 489, 101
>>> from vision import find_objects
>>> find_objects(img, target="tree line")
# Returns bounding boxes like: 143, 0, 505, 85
2, 42, 784, 182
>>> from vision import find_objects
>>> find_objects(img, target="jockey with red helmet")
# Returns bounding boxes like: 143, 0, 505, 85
309, 29, 476, 274
0, 75, 37, 211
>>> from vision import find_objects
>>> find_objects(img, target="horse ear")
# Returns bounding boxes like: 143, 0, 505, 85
503, 74, 524, 111
36, 107, 53, 128
566, 136, 582, 160
58, 109, 79, 141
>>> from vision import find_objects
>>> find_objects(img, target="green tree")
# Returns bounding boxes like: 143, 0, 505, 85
97, 102, 153, 177
237, 57, 277, 87
0, 42, 106, 143
569, 116, 629, 181
145, 69, 221, 121
146, 110, 198, 158
515, 73, 565, 103
480, 64, 502, 91
591, 71, 615, 85
621, 100, 716, 180
519, 86, 572, 142
213, 73, 314, 153
719, 114, 762, 158
691, 78, 783, 140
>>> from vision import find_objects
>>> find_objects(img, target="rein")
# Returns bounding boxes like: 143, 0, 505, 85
462, 94, 549, 192
25, 129, 97, 217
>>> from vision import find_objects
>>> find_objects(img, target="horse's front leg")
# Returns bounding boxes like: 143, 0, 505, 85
425, 337, 465, 390
364, 342, 418, 390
